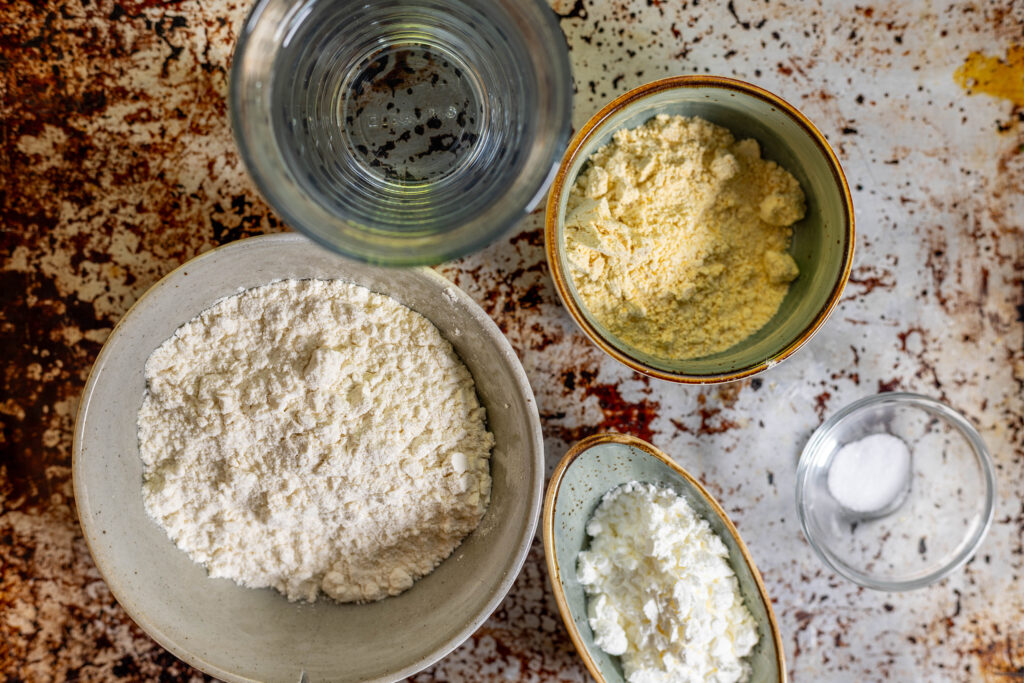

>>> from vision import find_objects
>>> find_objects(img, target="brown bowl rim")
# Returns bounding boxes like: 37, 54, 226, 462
543, 75, 855, 384
541, 432, 787, 682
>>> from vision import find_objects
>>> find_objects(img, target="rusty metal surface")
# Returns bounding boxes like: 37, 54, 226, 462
2, 0, 1022, 680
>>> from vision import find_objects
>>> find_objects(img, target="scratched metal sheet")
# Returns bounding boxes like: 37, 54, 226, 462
1, 0, 1022, 681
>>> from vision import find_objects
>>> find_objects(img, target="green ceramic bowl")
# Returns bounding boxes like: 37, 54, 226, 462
545, 76, 854, 383
543, 433, 785, 682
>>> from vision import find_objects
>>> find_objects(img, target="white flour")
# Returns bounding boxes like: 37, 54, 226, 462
577, 482, 759, 683
137, 279, 494, 603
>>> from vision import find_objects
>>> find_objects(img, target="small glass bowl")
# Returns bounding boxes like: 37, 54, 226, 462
796, 393, 996, 591
230, 0, 572, 266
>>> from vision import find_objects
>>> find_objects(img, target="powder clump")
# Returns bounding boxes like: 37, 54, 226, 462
577, 482, 759, 683
564, 114, 806, 359
827, 433, 911, 513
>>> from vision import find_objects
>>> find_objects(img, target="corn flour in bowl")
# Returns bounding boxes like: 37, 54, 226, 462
563, 113, 805, 361
545, 76, 854, 383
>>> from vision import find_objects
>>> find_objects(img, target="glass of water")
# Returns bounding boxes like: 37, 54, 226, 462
230, 0, 573, 265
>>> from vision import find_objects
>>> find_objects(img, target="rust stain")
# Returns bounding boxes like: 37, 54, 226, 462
924, 238, 954, 314
507, 226, 545, 248
813, 390, 832, 421
547, 368, 661, 443
894, 325, 944, 394
0, 0, 278, 515
0, 0, 279, 678
550, 0, 587, 20
877, 378, 902, 393
0, 501, 217, 680
897, 326, 926, 353
845, 265, 897, 302
716, 382, 743, 409
954, 628, 1024, 682
669, 394, 740, 436
693, 410, 738, 436
0, 270, 105, 509
974, 638, 1024, 682
414, 541, 587, 681
790, 608, 815, 662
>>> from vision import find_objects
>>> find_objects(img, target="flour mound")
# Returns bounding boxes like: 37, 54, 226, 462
564, 114, 805, 360
137, 279, 494, 603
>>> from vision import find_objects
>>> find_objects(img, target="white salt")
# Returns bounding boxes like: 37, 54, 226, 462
827, 433, 911, 513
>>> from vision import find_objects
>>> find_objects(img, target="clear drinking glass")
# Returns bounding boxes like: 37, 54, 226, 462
230, 0, 572, 265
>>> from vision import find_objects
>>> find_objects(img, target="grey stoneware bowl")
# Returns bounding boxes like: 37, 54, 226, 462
72, 233, 544, 682
545, 76, 854, 383
542, 433, 785, 682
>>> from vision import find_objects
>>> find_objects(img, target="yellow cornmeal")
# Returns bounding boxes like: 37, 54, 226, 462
564, 114, 805, 359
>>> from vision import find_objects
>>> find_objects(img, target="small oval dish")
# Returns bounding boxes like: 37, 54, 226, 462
545, 76, 854, 383
542, 433, 785, 683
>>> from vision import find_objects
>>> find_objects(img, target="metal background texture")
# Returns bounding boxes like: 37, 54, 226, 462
1, 0, 1022, 680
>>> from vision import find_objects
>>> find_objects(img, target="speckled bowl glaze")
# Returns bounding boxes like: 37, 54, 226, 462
72, 233, 544, 682
543, 433, 785, 683
545, 76, 855, 383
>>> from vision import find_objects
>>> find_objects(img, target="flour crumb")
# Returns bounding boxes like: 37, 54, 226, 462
137, 278, 494, 603
564, 114, 805, 360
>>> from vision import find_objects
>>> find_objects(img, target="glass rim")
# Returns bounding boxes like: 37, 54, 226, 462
229, 0, 572, 266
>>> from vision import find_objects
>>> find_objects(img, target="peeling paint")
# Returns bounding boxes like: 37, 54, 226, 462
955, 45, 1024, 108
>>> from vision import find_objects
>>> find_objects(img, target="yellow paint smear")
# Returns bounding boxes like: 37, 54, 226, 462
954, 44, 1024, 107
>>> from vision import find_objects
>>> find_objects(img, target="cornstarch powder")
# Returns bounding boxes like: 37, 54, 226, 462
137, 279, 494, 603
577, 482, 759, 683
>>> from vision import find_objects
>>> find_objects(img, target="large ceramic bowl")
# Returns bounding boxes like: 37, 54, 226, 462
543, 433, 785, 682
72, 233, 544, 682
545, 76, 854, 383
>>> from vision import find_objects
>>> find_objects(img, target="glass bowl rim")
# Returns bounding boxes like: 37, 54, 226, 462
795, 391, 997, 591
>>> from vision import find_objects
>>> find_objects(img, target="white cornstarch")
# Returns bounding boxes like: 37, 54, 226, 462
137, 279, 494, 603
577, 482, 759, 683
